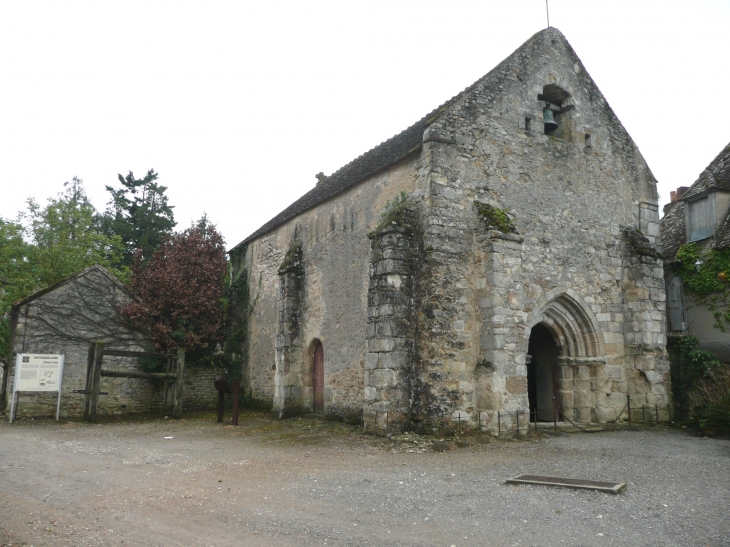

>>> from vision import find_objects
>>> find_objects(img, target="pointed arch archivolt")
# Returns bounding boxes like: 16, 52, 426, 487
528, 289, 605, 359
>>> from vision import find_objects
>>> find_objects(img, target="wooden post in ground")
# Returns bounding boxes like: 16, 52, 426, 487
232, 380, 240, 426
82, 343, 95, 421
217, 390, 225, 423
164, 356, 173, 411
172, 348, 185, 419
89, 341, 104, 423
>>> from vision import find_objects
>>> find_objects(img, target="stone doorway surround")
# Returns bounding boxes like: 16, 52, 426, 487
528, 289, 609, 424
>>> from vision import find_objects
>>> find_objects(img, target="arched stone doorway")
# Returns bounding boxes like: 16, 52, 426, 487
312, 340, 324, 414
527, 291, 606, 423
527, 323, 558, 421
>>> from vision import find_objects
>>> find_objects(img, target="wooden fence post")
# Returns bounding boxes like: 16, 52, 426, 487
232, 380, 240, 426
82, 343, 95, 421
172, 348, 185, 419
89, 341, 104, 423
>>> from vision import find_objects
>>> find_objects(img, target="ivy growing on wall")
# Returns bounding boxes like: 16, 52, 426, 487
223, 244, 253, 380
675, 243, 730, 331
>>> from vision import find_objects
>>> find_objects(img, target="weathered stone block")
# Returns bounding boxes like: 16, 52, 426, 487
506, 376, 526, 394
367, 338, 395, 353
364, 353, 379, 370
365, 369, 397, 388
379, 351, 409, 370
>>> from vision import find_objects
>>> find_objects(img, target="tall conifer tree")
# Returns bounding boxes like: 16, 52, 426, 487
102, 169, 176, 266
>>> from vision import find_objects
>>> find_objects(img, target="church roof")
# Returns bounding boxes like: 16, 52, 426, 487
231, 28, 565, 252
231, 26, 636, 252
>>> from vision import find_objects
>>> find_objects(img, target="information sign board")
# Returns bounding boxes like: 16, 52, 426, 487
16, 354, 63, 391
9, 353, 65, 423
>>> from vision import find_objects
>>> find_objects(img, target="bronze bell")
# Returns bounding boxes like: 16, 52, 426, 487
542, 108, 558, 133
543, 107, 558, 133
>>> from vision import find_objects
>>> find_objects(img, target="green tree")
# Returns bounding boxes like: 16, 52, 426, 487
102, 169, 176, 266
1, 178, 127, 387
22, 177, 127, 287
0, 218, 34, 371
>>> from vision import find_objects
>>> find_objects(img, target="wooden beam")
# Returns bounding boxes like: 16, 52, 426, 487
506, 475, 626, 494
232, 380, 240, 426
101, 370, 176, 380
172, 348, 185, 419
82, 343, 95, 421
102, 350, 176, 359
89, 341, 104, 423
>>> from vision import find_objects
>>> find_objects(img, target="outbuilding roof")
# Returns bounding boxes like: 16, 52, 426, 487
11, 265, 132, 310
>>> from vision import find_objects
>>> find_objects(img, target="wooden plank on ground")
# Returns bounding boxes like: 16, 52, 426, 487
506, 475, 626, 494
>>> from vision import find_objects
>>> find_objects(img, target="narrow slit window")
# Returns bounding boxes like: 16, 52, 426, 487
525, 118, 532, 131
584, 133, 591, 147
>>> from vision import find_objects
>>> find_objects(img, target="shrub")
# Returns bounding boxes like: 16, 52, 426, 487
689, 363, 730, 428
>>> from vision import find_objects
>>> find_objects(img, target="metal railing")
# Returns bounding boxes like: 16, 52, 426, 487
362, 396, 672, 438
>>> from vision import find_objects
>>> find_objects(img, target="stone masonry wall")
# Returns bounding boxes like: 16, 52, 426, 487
245, 158, 418, 416
405, 28, 669, 431
241, 28, 670, 430
364, 211, 421, 431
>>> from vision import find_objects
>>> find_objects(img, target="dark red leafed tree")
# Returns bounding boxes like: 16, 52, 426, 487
121, 219, 227, 352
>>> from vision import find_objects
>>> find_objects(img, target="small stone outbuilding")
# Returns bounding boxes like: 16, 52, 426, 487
3, 265, 222, 418
230, 28, 670, 433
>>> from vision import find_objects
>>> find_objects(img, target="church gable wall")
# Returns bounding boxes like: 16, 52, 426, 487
410, 30, 668, 429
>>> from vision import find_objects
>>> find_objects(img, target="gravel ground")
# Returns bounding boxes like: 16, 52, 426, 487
0, 411, 728, 547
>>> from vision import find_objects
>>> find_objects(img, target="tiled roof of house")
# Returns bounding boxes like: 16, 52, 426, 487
660, 201, 686, 260
660, 142, 730, 257
680, 142, 730, 201
230, 28, 565, 252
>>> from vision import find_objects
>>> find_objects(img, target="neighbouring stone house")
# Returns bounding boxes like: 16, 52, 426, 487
229, 28, 670, 434
3, 265, 222, 418
660, 142, 730, 360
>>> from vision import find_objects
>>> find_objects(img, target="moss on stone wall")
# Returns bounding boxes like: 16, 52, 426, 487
475, 202, 516, 234
369, 192, 419, 238
278, 241, 304, 276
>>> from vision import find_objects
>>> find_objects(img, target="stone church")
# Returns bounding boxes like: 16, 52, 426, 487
229, 27, 670, 434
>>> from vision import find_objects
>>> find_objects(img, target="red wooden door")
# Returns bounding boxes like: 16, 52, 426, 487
313, 341, 324, 414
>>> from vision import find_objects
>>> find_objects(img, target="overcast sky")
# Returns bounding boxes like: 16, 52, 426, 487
1, 1, 728, 249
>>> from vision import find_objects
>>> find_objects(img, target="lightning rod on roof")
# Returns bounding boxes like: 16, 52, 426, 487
546, 0, 550, 28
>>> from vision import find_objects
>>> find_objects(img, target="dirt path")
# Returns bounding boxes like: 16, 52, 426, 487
1, 412, 728, 547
